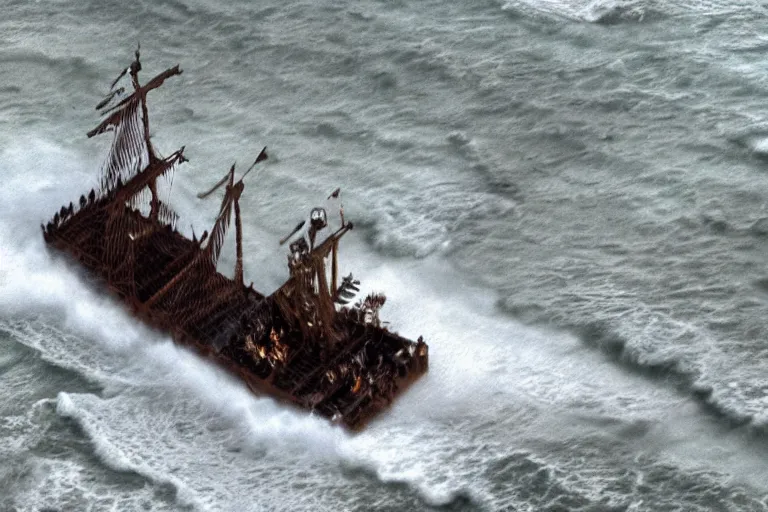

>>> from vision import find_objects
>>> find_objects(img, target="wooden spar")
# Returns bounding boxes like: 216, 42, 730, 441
87, 66, 183, 139
313, 223, 353, 257
224, 148, 265, 283
197, 171, 230, 199
128, 48, 162, 215
331, 238, 338, 297
135, 55, 155, 160
142, 252, 201, 309
321, 226, 352, 301
197, 149, 266, 200
149, 179, 160, 220
129, 47, 142, 92
111, 148, 186, 207
279, 221, 305, 246
234, 195, 244, 286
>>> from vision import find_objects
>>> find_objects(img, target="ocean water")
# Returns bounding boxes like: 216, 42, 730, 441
2, 0, 768, 510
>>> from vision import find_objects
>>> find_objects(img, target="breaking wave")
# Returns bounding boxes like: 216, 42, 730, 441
499, 0, 764, 24
500, 0, 668, 23
500, 306, 768, 437
7, 140, 730, 508
0, 139, 507, 509
582, 1, 667, 24
55, 392, 202, 509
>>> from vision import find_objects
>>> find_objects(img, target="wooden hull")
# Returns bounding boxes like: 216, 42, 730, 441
42, 199, 428, 430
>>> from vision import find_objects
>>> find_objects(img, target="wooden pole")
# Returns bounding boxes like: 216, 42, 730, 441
331, 239, 338, 297
234, 197, 244, 286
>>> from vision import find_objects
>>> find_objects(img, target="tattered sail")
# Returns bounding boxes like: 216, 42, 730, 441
204, 165, 238, 268
88, 47, 183, 206
91, 94, 149, 193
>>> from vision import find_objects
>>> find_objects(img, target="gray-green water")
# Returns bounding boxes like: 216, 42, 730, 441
2, 0, 768, 510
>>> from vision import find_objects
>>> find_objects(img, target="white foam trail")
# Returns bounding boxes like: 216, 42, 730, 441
0, 140, 512, 508
3, 138, 767, 510
0, 229, 348, 459
334, 238, 768, 501
0, 138, 350, 448
55, 391, 205, 509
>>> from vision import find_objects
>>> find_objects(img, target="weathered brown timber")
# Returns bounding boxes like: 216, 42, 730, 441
42, 49, 428, 430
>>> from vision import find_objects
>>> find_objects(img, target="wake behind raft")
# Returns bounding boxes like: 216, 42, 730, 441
41, 49, 428, 430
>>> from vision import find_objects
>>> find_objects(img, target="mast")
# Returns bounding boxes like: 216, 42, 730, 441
203, 165, 237, 269
87, 51, 187, 293
88, 47, 183, 200
274, 222, 354, 344
196, 148, 267, 280
234, 197, 244, 285
144, 173, 237, 309
145, 151, 267, 308
331, 239, 338, 297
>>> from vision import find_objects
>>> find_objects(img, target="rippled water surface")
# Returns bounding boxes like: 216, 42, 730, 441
3, 0, 768, 510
